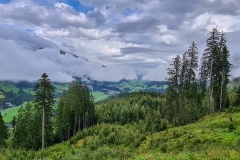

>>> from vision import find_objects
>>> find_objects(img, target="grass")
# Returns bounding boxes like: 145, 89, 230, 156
0, 94, 5, 99
23, 88, 35, 95
53, 84, 69, 93
119, 80, 148, 92
1, 111, 240, 159
0, 82, 19, 93
1, 102, 28, 123
0, 91, 108, 123
92, 91, 108, 102
134, 112, 240, 159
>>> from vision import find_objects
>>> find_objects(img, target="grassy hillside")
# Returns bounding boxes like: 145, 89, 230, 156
1, 102, 28, 123
1, 111, 240, 159
0, 82, 19, 93
92, 91, 108, 101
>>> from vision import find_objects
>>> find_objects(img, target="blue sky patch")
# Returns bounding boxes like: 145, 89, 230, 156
25, 29, 35, 34
0, 0, 11, 4
122, 8, 141, 16
61, 0, 94, 13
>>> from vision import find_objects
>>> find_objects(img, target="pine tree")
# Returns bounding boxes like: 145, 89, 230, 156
34, 73, 55, 150
180, 41, 199, 124
55, 81, 96, 142
199, 27, 220, 114
185, 41, 198, 84
166, 55, 181, 126
218, 32, 231, 111
0, 112, 8, 148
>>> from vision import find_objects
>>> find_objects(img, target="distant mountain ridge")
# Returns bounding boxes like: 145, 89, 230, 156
0, 79, 167, 110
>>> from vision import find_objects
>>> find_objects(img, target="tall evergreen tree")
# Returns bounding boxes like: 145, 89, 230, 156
180, 41, 199, 124
218, 32, 231, 111
55, 81, 96, 142
199, 27, 220, 114
185, 41, 198, 84
34, 73, 55, 150
0, 112, 8, 148
166, 55, 181, 126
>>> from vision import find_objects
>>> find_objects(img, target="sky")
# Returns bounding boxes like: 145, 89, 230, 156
0, 0, 240, 82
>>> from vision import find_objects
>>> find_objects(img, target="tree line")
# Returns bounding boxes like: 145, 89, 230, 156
166, 27, 231, 126
0, 73, 96, 150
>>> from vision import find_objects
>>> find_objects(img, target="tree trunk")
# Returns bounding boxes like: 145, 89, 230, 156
220, 73, 224, 112
74, 114, 77, 136
42, 106, 45, 150
208, 60, 213, 114
68, 126, 70, 140
78, 115, 81, 131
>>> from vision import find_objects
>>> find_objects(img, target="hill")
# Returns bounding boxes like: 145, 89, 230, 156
1, 111, 239, 159
0, 79, 167, 110
1, 91, 240, 159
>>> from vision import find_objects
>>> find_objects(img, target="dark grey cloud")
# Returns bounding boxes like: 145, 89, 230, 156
87, 10, 107, 26
114, 16, 160, 34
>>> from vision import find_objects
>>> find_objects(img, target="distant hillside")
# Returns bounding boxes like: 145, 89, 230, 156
0, 79, 167, 110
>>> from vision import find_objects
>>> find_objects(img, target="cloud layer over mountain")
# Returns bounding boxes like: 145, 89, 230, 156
0, 0, 240, 81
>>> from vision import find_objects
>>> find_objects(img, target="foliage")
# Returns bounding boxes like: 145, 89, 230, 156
1, 112, 240, 159
0, 112, 8, 148
166, 42, 204, 126
34, 73, 55, 150
96, 92, 167, 132
55, 81, 96, 142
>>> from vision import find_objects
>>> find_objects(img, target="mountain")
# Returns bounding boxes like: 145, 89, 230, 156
0, 79, 167, 110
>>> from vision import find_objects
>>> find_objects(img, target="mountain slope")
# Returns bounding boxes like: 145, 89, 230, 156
0, 79, 167, 110
1, 111, 239, 159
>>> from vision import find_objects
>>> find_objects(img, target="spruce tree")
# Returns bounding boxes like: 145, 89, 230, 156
218, 32, 231, 111
0, 112, 8, 148
34, 73, 55, 150
166, 55, 181, 126
199, 27, 220, 114
55, 81, 96, 142
180, 41, 199, 124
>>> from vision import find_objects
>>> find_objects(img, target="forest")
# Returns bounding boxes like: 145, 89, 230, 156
1, 27, 240, 159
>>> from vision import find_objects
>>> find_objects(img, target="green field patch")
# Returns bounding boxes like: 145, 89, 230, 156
1, 102, 28, 123
92, 91, 108, 102
0, 82, 19, 93
23, 88, 35, 95
0, 94, 5, 99
53, 84, 69, 93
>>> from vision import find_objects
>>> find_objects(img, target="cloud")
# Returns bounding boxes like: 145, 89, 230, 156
0, 28, 137, 82
0, 27, 56, 49
0, 1, 93, 29
0, 38, 72, 82
142, 65, 168, 81
114, 16, 160, 34
0, 0, 240, 81
86, 9, 107, 27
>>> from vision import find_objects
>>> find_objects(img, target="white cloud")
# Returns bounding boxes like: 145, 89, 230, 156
192, 12, 240, 32
0, 0, 239, 81
142, 65, 168, 81
0, 36, 138, 82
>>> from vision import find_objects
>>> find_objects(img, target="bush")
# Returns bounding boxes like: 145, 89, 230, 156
228, 124, 236, 131
160, 145, 167, 153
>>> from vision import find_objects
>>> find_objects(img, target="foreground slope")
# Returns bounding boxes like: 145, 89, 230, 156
1, 111, 240, 160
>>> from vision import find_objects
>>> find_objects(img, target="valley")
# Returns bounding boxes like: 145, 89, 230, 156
0, 79, 167, 124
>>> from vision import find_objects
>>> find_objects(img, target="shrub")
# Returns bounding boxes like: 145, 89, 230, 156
228, 124, 236, 131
